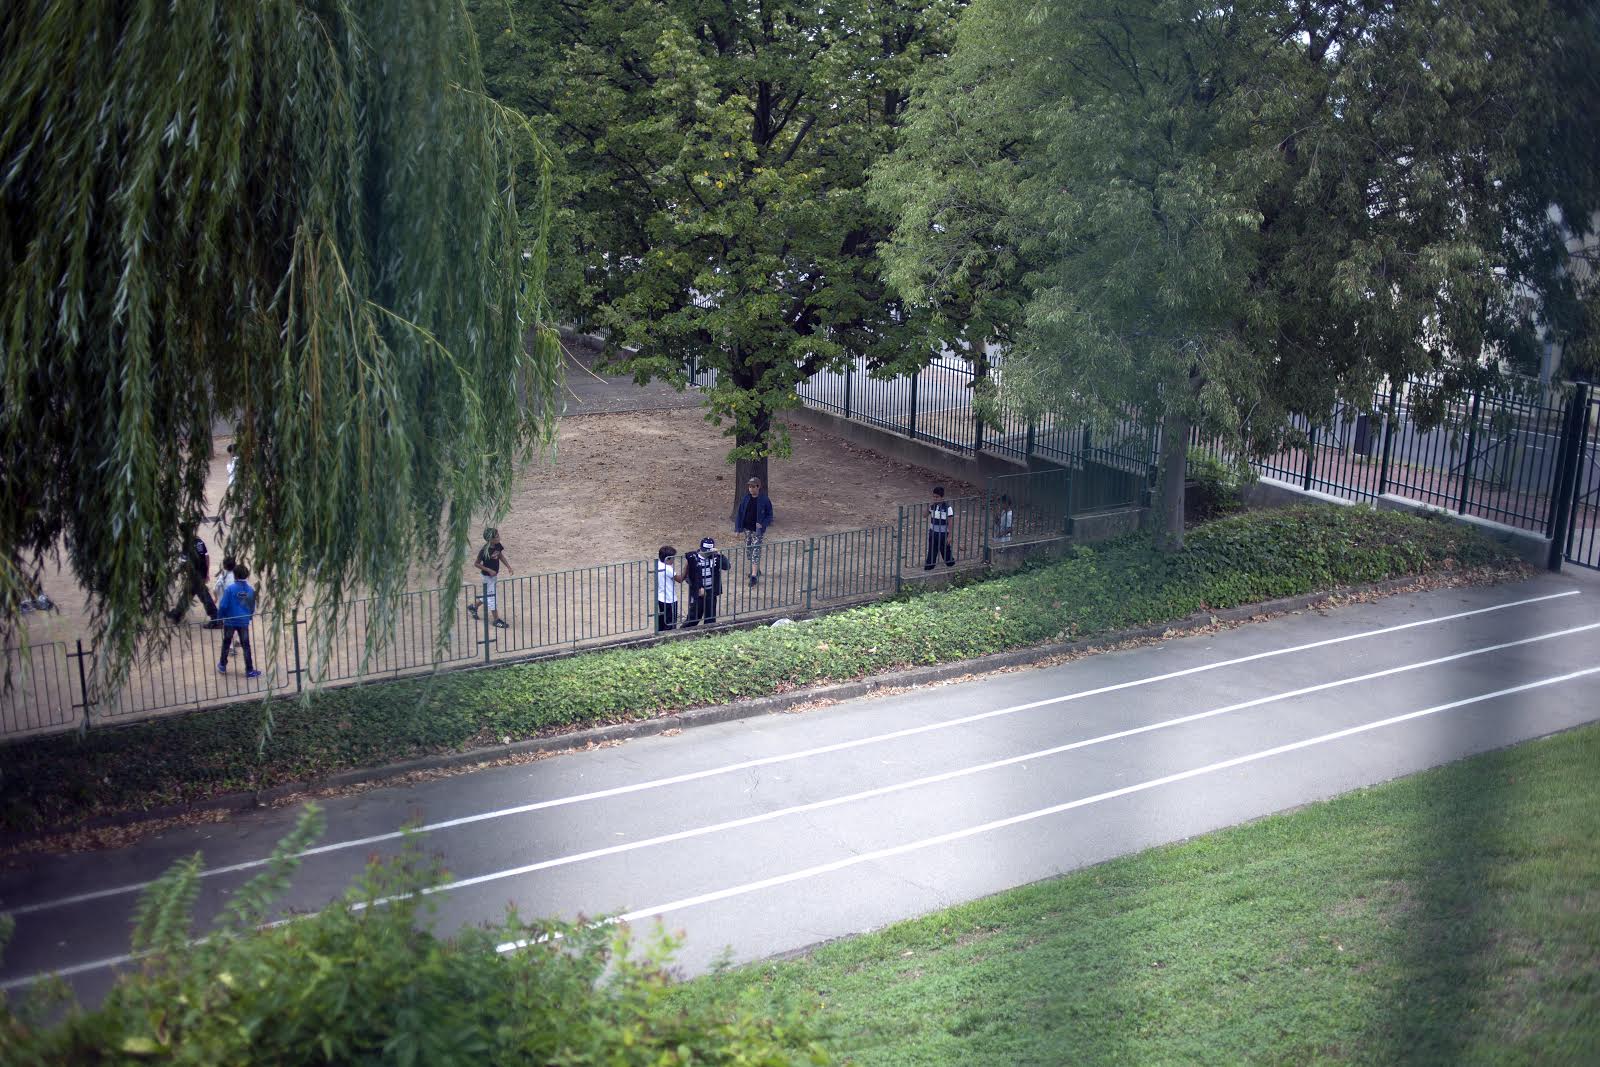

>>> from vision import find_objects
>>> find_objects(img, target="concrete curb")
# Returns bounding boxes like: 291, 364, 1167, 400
0, 573, 1469, 848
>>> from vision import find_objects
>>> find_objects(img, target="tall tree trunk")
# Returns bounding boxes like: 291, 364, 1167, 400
731, 406, 772, 526
1155, 406, 1189, 553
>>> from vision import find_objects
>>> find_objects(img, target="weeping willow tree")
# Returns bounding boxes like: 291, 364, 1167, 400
0, 1, 561, 693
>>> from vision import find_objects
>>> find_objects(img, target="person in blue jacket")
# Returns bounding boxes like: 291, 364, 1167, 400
216, 563, 261, 679
732, 476, 774, 587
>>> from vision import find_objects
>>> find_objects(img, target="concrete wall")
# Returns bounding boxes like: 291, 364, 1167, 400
786, 405, 1035, 485
1242, 475, 1552, 568
983, 507, 1145, 573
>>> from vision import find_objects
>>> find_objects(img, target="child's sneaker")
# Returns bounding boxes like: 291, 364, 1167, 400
467, 604, 479, 620
493, 619, 509, 629
217, 663, 227, 674
245, 669, 262, 679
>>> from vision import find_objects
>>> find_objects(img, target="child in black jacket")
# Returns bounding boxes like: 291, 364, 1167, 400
682, 537, 729, 627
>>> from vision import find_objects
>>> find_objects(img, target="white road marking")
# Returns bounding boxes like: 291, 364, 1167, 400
500, 664, 1600, 953
6, 652, 1593, 991
2, 588, 1579, 918
349, 622, 1598, 909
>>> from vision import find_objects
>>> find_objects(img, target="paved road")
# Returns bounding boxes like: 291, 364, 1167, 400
4, 572, 1598, 1006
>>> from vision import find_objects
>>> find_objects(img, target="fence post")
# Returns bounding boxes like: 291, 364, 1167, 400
843, 360, 853, 421
907, 371, 919, 440
1062, 468, 1075, 538
70, 638, 93, 732
481, 584, 493, 664
290, 613, 305, 693
1303, 424, 1317, 490
973, 412, 985, 455
1546, 382, 1591, 571
894, 506, 904, 594
982, 480, 992, 565
1378, 382, 1399, 496
804, 538, 816, 612
1025, 420, 1036, 458
1456, 388, 1483, 514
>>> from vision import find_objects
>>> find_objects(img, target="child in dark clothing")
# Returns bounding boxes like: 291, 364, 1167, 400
925, 486, 955, 569
682, 537, 729, 627
467, 540, 513, 629
170, 524, 220, 625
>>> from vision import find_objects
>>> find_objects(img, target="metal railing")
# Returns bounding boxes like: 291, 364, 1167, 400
793, 350, 1593, 562
0, 466, 1137, 742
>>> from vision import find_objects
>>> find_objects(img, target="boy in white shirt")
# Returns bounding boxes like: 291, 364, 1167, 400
655, 546, 685, 632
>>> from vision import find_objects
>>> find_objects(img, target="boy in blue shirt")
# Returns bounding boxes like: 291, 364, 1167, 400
216, 564, 261, 678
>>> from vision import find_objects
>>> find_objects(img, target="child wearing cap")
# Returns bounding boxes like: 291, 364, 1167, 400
468, 540, 514, 629
732, 476, 775, 587
682, 537, 729, 627
656, 545, 685, 632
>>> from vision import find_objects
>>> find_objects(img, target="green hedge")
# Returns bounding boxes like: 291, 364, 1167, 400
0, 506, 1520, 834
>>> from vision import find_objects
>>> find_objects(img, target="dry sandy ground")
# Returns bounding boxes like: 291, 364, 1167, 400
3, 407, 975, 735
17, 412, 971, 645
504, 411, 974, 573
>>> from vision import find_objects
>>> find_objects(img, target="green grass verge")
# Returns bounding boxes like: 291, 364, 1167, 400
0, 506, 1521, 834
676, 722, 1600, 1065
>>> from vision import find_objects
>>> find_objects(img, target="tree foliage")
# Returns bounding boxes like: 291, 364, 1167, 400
0, 1, 562, 686
877, 0, 1600, 548
473, 0, 958, 506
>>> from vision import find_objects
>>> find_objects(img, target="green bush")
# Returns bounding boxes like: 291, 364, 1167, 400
0, 506, 1521, 834
1186, 450, 1249, 522
0, 808, 826, 1065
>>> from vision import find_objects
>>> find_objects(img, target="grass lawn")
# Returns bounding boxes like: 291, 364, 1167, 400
679, 722, 1600, 1064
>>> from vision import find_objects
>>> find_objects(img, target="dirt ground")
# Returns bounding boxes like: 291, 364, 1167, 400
16, 411, 972, 646
4, 379, 976, 736
504, 411, 975, 573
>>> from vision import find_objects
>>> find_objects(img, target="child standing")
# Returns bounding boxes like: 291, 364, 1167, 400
992, 494, 1014, 546
655, 546, 684, 632
682, 537, 729, 627
733, 477, 774, 587
925, 486, 955, 569
216, 564, 260, 678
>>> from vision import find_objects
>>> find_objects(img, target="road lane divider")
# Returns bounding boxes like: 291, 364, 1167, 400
500, 663, 1600, 953
6, 637, 1596, 992
359, 622, 1596, 908
2, 589, 1580, 919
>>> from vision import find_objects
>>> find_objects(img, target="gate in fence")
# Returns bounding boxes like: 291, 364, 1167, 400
1547, 383, 1598, 572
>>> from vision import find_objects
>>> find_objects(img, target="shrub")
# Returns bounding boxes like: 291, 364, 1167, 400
0, 808, 826, 1065
1186, 450, 1249, 522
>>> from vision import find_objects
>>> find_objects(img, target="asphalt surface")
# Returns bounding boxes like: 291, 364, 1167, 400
4, 571, 1598, 1006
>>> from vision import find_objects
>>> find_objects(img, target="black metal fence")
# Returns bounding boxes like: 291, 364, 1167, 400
0, 466, 1136, 742
792, 349, 1598, 571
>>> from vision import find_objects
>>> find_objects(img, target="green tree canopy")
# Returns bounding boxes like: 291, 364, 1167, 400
877, 0, 1600, 548
474, 0, 958, 508
0, 1, 562, 685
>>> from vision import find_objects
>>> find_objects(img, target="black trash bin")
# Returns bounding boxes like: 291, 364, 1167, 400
1352, 413, 1375, 457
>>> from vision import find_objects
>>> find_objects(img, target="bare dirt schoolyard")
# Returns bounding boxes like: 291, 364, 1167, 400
4, 349, 975, 734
